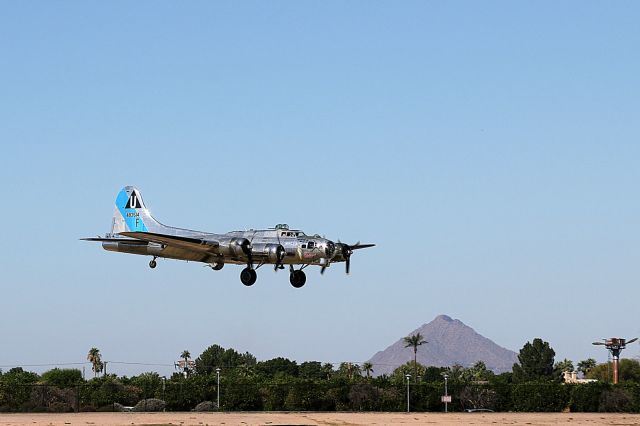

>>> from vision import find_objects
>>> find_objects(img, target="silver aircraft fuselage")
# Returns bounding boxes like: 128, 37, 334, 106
101, 225, 339, 267
84, 186, 374, 288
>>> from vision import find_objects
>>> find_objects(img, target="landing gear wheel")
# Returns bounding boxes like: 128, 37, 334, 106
240, 268, 257, 286
149, 259, 157, 269
290, 270, 306, 288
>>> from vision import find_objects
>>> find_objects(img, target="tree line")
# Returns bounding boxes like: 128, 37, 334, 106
1, 337, 640, 413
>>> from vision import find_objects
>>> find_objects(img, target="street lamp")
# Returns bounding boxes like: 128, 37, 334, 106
405, 374, 411, 412
443, 373, 449, 413
216, 368, 221, 410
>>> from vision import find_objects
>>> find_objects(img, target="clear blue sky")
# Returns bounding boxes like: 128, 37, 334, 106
1, 1, 638, 377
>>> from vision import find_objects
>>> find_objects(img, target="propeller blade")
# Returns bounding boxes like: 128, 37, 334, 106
340, 244, 353, 274
627, 338, 638, 344
592, 342, 605, 345
321, 265, 327, 275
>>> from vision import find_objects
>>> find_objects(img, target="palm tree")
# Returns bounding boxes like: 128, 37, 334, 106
338, 362, 362, 380
87, 347, 103, 378
362, 362, 374, 380
404, 333, 427, 382
180, 350, 192, 376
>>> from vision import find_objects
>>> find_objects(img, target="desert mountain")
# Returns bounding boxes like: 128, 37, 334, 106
368, 315, 518, 376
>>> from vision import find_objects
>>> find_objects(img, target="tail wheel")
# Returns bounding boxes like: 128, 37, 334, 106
240, 268, 257, 286
149, 259, 157, 269
290, 270, 306, 288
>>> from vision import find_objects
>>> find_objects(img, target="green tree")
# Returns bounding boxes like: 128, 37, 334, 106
447, 363, 465, 382
237, 362, 255, 378
391, 361, 426, 383
130, 372, 163, 399
321, 362, 334, 379
41, 368, 83, 388
256, 357, 299, 378
512, 338, 555, 382
423, 366, 448, 382
586, 358, 640, 383
553, 358, 574, 380
87, 347, 103, 378
585, 362, 609, 382
577, 358, 597, 376
403, 332, 427, 382
462, 361, 495, 383
0, 368, 41, 410
1, 367, 39, 383
299, 361, 324, 380
195, 344, 256, 376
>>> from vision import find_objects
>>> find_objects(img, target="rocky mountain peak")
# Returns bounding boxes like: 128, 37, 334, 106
368, 315, 518, 376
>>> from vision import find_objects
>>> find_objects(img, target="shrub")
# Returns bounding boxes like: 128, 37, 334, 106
599, 388, 632, 412
511, 382, 570, 412
48, 402, 73, 413
569, 383, 609, 412
193, 401, 217, 411
133, 398, 166, 412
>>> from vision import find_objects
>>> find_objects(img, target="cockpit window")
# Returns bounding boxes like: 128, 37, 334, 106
307, 241, 315, 249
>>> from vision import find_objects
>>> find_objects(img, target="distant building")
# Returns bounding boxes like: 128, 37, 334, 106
563, 371, 597, 384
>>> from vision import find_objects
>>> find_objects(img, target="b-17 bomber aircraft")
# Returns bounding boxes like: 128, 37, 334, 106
83, 186, 374, 288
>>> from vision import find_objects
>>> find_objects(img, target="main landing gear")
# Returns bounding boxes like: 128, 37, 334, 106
149, 257, 157, 269
240, 267, 257, 286
239, 265, 307, 288
289, 266, 306, 288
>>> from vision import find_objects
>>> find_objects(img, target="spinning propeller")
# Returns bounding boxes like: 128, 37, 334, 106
322, 241, 375, 275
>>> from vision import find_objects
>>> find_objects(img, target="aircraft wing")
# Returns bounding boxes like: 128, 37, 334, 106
119, 231, 220, 253
350, 243, 375, 250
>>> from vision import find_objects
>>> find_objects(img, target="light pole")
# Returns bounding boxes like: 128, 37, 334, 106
405, 374, 411, 412
443, 373, 449, 413
216, 368, 221, 410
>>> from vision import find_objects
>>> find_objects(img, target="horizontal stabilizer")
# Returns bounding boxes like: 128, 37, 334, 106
80, 237, 147, 244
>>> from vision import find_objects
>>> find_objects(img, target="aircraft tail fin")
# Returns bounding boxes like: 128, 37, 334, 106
110, 186, 163, 234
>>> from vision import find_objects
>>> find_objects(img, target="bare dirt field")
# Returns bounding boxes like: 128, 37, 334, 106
1, 412, 639, 426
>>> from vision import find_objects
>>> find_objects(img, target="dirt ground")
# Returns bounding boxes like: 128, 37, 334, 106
0, 412, 639, 426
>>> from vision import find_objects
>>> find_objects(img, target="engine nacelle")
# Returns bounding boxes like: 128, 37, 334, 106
218, 237, 252, 258
251, 243, 286, 263
147, 242, 166, 256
